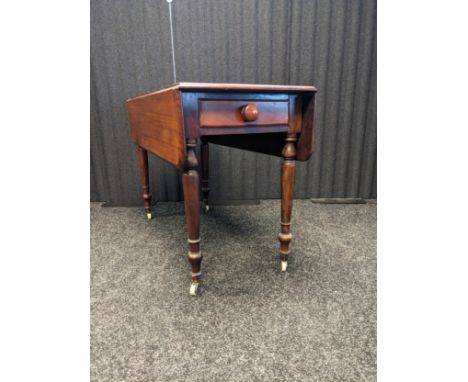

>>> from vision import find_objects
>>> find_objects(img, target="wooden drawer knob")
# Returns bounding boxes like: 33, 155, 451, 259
240, 104, 259, 122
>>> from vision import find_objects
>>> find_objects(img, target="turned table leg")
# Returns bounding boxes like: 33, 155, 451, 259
201, 139, 210, 212
137, 146, 153, 220
278, 133, 297, 271
182, 139, 203, 295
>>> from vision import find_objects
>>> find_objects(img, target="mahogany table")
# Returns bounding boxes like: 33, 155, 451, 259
127, 83, 317, 295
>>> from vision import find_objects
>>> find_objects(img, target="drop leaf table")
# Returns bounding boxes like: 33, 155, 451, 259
127, 83, 317, 295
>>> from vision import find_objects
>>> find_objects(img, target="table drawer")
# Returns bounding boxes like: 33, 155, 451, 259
199, 100, 289, 128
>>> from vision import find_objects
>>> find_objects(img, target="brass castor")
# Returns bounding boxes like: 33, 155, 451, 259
189, 282, 199, 296
281, 260, 288, 272
146, 212, 152, 220
204, 204, 210, 213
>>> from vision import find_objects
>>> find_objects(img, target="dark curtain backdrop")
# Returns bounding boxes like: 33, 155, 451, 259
91, 0, 376, 205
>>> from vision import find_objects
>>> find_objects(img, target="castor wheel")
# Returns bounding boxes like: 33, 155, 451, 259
189, 282, 199, 296
281, 260, 288, 272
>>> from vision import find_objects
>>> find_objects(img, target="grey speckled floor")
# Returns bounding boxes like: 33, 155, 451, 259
91, 200, 376, 382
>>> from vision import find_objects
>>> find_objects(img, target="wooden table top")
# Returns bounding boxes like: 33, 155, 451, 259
129, 82, 317, 100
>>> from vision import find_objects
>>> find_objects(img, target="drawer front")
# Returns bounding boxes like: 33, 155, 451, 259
199, 100, 289, 128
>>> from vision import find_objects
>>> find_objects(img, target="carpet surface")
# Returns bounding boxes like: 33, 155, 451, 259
91, 200, 376, 382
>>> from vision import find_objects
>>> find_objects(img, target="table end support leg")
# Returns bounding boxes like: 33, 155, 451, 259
182, 139, 203, 295
278, 133, 297, 271
137, 146, 153, 220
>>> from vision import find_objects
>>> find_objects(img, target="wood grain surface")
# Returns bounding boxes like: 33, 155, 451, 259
127, 88, 186, 168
